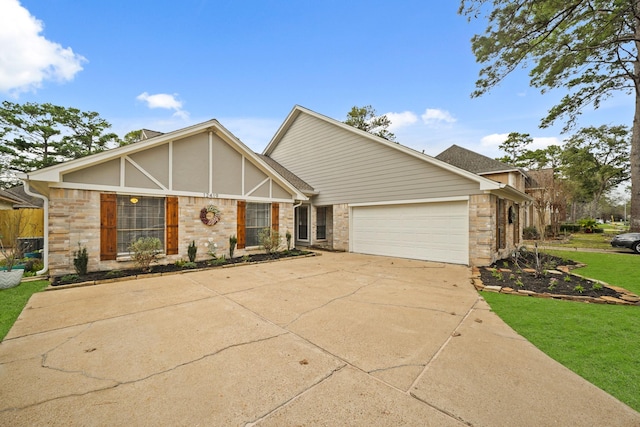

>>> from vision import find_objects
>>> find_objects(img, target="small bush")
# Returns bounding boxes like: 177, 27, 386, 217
105, 270, 123, 278
229, 235, 237, 259
258, 228, 281, 254
129, 237, 161, 272
61, 274, 79, 282
523, 226, 539, 240
285, 230, 292, 250
559, 224, 581, 233
187, 240, 197, 262
73, 243, 89, 275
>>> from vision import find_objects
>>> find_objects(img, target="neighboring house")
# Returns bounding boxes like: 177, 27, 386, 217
0, 185, 44, 209
524, 168, 563, 235
263, 107, 531, 266
21, 120, 308, 277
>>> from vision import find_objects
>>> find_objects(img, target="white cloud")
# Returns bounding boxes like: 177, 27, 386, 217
0, 0, 86, 94
531, 136, 562, 149
136, 92, 183, 110
480, 133, 509, 147
421, 108, 456, 127
385, 111, 418, 130
136, 92, 189, 119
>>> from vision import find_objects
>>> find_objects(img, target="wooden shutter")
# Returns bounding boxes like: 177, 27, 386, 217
271, 203, 279, 232
100, 193, 117, 260
237, 200, 246, 249
166, 197, 179, 255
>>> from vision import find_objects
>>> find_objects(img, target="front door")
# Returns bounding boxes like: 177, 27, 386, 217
296, 205, 309, 243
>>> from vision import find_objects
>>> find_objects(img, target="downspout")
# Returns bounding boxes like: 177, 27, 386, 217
22, 180, 49, 276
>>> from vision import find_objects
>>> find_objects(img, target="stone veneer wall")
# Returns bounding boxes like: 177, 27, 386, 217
49, 188, 100, 277
468, 194, 494, 267
468, 193, 523, 267
47, 188, 294, 277
332, 204, 349, 252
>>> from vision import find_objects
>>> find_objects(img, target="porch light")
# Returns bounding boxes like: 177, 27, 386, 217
130, 197, 139, 204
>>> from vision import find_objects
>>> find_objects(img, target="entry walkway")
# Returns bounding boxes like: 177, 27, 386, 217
1, 252, 638, 425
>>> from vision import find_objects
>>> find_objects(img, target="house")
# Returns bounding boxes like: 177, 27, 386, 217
22, 106, 532, 277
263, 107, 531, 266
21, 120, 308, 277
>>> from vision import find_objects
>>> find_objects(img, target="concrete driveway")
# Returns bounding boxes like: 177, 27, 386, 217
1, 252, 638, 426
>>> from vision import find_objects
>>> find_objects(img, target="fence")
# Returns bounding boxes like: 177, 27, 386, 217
0, 209, 44, 248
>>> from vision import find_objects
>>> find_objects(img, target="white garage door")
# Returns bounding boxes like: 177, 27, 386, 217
351, 201, 469, 264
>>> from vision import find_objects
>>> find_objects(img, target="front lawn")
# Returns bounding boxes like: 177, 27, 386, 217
482, 292, 640, 412
0, 280, 49, 341
548, 250, 640, 295
482, 250, 640, 412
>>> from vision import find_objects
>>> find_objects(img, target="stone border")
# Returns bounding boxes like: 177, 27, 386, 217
46, 252, 319, 292
471, 266, 640, 306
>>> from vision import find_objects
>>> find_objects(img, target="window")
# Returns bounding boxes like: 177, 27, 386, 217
316, 207, 327, 240
101, 194, 177, 260
116, 195, 165, 254
245, 202, 270, 247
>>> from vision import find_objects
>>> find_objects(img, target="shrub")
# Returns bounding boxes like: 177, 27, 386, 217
24, 259, 44, 274
285, 230, 292, 250
229, 235, 237, 258
73, 243, 89, 275
187, 240, 197, 262
523, 226, 539, 240
129, 237, 161, 272
559, 223, 581, 233
258, 228, 281, 254
578, 218, 598, 232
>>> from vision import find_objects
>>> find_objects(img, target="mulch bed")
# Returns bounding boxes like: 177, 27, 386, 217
51, 249, 314, 287
476, 249, 639, 305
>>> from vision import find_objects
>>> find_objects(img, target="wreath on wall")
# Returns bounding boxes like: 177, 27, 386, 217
200, 204, 221, 226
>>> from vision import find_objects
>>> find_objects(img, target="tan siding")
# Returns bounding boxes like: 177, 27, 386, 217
128, 144, 170, 188
272, 182, 289, 199
270, 114, 480, 205
249, 180, 270, 197
172, 133, 209, 192
212, 136, 242, 195
62, 159, 120, 186
124, 161, 163, 189
244, 161, 268, 194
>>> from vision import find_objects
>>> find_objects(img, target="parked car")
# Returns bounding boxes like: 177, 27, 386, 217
610, 233, 640, 254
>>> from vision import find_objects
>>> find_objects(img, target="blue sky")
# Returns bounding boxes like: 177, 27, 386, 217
0, 0, 634, 158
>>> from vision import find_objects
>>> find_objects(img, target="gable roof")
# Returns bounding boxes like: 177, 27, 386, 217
256, 154, 316, 195
21, 119, 308, 200
264, 106, 532, 203
436, 144, 524, 176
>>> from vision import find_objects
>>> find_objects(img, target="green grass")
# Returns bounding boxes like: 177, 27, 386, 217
482, 249, 640, 411
546, 250, 640, 295
0, 280, 49, 341
482, 292, 640, 411
542, 231, 618, 250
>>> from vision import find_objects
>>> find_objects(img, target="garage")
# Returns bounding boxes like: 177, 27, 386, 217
350, 200, 469, 264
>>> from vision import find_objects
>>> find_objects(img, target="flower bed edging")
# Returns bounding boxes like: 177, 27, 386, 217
471, 266, 640, 306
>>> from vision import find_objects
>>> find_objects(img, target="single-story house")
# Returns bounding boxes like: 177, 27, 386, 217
22, 105, 531, 277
